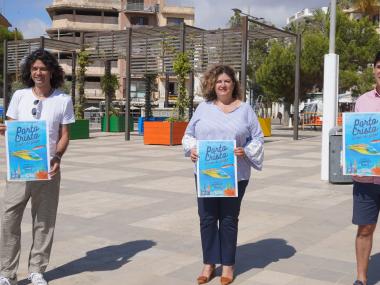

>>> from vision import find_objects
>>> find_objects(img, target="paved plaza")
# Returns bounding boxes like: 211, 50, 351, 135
1, 127, 380, 285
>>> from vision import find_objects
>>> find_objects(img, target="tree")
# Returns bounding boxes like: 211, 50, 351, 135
143, 73, 158, 119
0, 27, 23, 98
228, 10, 241, 28
338, 0, 354, 9
256, 7, 380, 124
75, 50, 90, 119
335, 9, 380, 92
351, 0, 380, 17
300, 31, 329, 92
100, 61, 119, 132
171, 51, 192, 121
256, 42, 295, 122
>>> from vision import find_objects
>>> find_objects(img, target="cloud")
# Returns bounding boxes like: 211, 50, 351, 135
192, 0, 330, 29
16, 18, 48, 39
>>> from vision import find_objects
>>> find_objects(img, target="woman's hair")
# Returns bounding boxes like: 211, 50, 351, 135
21, 48, 65, 88
201, 64, 242, 101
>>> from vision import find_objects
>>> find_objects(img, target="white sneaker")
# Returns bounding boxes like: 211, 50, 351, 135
0, 276, 11, 285
29, 273, 48, 285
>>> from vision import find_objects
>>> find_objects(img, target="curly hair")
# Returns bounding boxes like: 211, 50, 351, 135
21, 48, 65, 88
201, 64, 242, 101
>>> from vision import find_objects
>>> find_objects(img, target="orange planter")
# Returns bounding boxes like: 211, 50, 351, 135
144, 121, 188, 145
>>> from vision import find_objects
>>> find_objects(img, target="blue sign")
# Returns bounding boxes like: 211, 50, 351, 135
5, 120, 50, 181
343, 112, 380, 176
197, 140, 238, 197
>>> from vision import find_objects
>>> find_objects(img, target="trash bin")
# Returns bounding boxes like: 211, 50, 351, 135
329, 127, 353, 184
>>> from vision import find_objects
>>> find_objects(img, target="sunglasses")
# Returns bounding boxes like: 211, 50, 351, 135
32, 99, 42, 118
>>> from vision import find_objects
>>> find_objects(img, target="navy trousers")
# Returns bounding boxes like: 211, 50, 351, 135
197, 180, 248, 265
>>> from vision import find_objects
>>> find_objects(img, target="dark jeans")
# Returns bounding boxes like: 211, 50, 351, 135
197, 180, 248, 265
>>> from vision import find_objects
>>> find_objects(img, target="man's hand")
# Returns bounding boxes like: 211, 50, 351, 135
49, 156, 61, 177
190, 148, 198, 163
0, 124, 6, 136
234, 147, 245, 157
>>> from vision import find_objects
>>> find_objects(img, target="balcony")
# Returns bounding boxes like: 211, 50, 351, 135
125, 3, 159, 13
52, 14, 118, 31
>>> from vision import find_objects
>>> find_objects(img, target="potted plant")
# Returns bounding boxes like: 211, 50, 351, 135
69, 50, 90, 140
100, 61, 131, 132
138, 73, 162, 134
144, 51, 191, 145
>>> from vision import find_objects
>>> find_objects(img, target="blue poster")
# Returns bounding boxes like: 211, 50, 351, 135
343, 112, 380, 176
197, 140, 238, 198
5, 120, 50, 181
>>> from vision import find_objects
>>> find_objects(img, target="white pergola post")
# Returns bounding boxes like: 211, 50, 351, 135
321, 54, 339, 180
321, 0, 338, 181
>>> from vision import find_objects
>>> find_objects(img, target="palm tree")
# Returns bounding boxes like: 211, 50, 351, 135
351, 0, 380, 17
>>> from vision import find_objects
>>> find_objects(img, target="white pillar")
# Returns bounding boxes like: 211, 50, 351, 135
321, 53, 339, 181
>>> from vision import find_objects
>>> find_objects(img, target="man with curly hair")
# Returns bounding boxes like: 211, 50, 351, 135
0, 49, 75, 285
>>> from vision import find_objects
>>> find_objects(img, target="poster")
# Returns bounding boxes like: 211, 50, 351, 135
197, 140, 238, 198
343, 112, 380, 176
5, 120, 50, 181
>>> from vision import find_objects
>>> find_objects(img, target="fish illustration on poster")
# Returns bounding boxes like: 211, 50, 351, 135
5, 120, 50, 181
197, 140, 238, 198
343, 112, 380, 176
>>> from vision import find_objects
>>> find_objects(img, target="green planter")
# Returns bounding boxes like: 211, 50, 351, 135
101, 115, 134, 132
69, 119, 90, 140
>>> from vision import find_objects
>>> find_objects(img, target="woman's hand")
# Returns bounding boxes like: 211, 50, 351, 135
234, 147, 245, 157
190, 148, 198, 162
0, 124, 6, 136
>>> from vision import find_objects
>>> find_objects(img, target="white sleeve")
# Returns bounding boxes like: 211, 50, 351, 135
243, 106, 264, 170
181, 103, 203, 157
182, 134, 197, 157
6, 91, 21, 119
62, 96, 75, 125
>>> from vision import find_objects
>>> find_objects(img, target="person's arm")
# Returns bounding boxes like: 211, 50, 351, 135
0, 124, 6, 136
0, 117, 15, 135
49, 124, 70, 176
182, 103, 202, 159
1, 91, 20, 135
242, 107, 264, 170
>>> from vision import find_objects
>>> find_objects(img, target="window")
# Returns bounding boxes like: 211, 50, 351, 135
104, 11, 118, 17
167, 17, 184, 25
127, 0, 144, 11
75, 10, 101, 16
131, 16, 148, 25
55, 9, 73, 16
131, 81, 146, 99
168, 82, 177, 98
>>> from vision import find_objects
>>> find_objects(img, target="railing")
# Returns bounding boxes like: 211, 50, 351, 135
126, 3, 158, 12
84, 111, 102, 130
300, 112, 349, 129
126, 2, 144, 11
301, 112, 323, 129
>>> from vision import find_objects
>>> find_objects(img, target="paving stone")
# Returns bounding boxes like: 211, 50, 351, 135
0, 127, 379, 284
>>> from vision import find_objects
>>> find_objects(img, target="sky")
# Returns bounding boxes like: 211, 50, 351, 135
1, 0, 331, 39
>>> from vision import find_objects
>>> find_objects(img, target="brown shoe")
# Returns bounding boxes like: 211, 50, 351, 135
197, 266, 215, 284
220, 276, 233, 285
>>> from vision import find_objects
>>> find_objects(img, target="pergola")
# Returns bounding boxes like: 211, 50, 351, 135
3, 16, 300, 140
3, 36, 80, 108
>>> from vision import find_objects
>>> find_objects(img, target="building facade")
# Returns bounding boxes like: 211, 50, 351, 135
46, 0, 195, 108
286, 7, 328, 25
